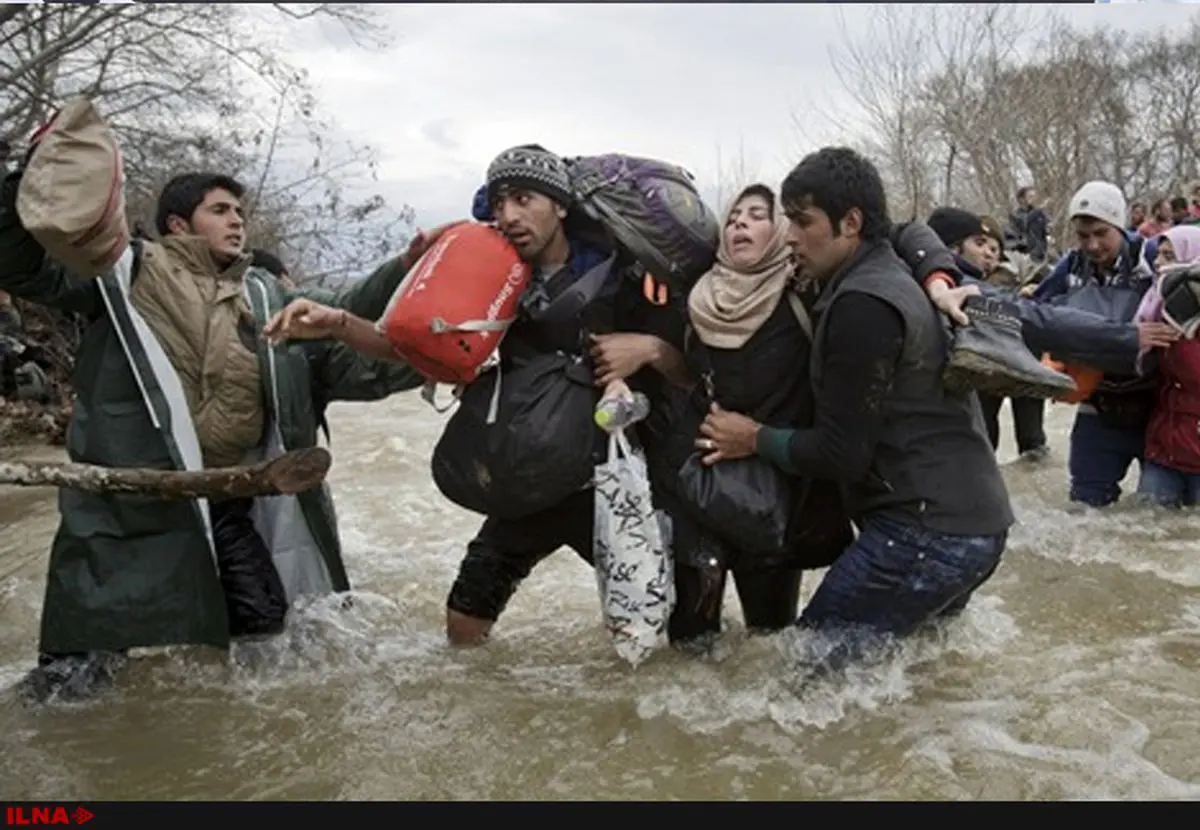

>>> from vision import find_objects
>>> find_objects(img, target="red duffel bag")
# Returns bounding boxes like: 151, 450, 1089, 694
378, 222, 532, 387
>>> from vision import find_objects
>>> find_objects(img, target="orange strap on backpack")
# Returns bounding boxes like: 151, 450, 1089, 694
642, 271, 669, 306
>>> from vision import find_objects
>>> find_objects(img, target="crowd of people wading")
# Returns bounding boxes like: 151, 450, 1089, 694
2, 96, 1200, 705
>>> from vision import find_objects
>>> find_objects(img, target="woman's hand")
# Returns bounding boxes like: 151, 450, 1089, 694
696, 402, 761, 465
590, 333, 662, 387
1137, 321, 1180, 350
263, 298, 345, 344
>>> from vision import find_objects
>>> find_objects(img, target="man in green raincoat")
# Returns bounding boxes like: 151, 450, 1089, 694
0, 165, 441, 702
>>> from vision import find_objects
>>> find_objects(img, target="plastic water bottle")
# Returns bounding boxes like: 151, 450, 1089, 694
595, 390, 651, 431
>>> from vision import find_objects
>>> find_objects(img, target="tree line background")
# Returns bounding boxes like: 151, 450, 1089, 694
0, 2, 415, 441
806, 5, 1200, 248
5, 4, 1199, 285
2, 3, 1198, 442
1, 1, 414, 288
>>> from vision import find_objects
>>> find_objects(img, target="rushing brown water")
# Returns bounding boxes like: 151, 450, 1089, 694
1, 395, 1198, 800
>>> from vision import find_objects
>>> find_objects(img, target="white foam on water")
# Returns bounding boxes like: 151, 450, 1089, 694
1, 396, 1198, 799
1008, 492, 1200, 588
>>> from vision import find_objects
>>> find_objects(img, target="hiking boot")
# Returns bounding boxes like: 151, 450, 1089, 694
943, 296, 1077, 399
16, 651, 126, 704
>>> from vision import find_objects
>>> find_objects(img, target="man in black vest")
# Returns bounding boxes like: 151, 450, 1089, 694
695, 147, 1013, 668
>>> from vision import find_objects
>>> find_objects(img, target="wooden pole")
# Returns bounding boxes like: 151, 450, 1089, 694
0, 447, 332, 500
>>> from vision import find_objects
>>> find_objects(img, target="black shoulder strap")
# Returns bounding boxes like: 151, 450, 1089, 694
129, 237, 145, 284
684, 323, 716, 401
537, 252, 619, 325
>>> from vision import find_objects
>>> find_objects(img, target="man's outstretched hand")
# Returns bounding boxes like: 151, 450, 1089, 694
400, 220, 470, 269
263, 298, 345, 344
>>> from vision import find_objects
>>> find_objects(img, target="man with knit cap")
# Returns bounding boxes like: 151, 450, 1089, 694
1031, 180, 1168, 506
443, 144, 687, 647
928, 208, 1002, 279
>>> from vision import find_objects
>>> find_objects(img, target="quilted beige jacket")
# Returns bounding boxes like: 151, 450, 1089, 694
130, 235, 264, 468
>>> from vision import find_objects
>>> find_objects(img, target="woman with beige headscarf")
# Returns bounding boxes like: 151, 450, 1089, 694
646, 181, 969, 651
644, 183, 853, 649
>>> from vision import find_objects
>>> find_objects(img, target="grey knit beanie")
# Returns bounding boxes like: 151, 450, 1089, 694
485, 144, 573, 208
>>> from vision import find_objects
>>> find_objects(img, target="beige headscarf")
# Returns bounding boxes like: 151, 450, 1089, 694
687, 185, 794, 349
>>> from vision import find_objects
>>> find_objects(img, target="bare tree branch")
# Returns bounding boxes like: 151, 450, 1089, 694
0, 3, 414, 285
805, 4, 1200, 253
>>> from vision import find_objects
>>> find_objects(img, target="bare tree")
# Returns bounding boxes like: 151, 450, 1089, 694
0, 3, 415, 285
817, 5, 1200, 247
822, 6, 943, 221
1132, 18, 1200, 192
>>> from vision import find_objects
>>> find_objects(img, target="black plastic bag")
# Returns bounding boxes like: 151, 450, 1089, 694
676, 452, 797, 558
210, 497, 289, 637
431, 352, 599, 520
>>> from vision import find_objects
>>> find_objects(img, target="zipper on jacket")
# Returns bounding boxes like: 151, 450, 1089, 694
199, 276, 217, 408
248, 276, 287, 451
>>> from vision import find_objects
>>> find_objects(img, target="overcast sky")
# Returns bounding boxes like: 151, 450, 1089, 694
280, 3, 1200, 230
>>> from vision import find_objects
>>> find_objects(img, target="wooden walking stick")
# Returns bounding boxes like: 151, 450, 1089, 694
0, 447, 332, 500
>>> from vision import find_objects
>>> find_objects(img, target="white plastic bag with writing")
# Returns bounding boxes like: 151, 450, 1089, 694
593, 429, 674, 667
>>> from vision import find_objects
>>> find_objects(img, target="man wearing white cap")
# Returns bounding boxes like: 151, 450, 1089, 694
1030, 180, 1166, 506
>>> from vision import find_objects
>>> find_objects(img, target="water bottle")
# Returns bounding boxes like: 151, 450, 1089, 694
594, 390, 651, 431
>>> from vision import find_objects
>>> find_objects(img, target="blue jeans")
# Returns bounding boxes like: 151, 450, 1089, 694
1068, 411, 1145, 507
795, 514, 1006, 670
1136, 460, 1200, 507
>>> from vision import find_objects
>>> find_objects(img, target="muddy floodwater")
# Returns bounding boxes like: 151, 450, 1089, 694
1, 394, 1198, 800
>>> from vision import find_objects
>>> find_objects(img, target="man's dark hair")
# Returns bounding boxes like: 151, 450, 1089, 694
779, 147, 890, 242
155, 172, 245, 236
1130, 201, 1145, 212
1016, 186, 1034, 202
250, 248, 288, 279
1171, 196, 1189, 212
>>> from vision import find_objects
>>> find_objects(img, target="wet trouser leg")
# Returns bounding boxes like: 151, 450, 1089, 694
978, 393, 1046, 455
1067, 410, 1144, 507
669, 565, 726, 644
976, 392, 1004, 450
733, 568, 803, 633
796, 514, 1006, 671
1010, 396, 1047, 454
669, 564, 803, 644
210, 496, 288, 637
25, 499, 284, 700
446, 488, 594, 624
1135, 460, 1200, 508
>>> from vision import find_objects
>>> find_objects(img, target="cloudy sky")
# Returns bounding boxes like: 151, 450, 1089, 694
280, 3, 1199, 230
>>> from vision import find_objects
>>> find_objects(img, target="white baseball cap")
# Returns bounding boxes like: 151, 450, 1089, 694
1068, 181, 1127, 229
